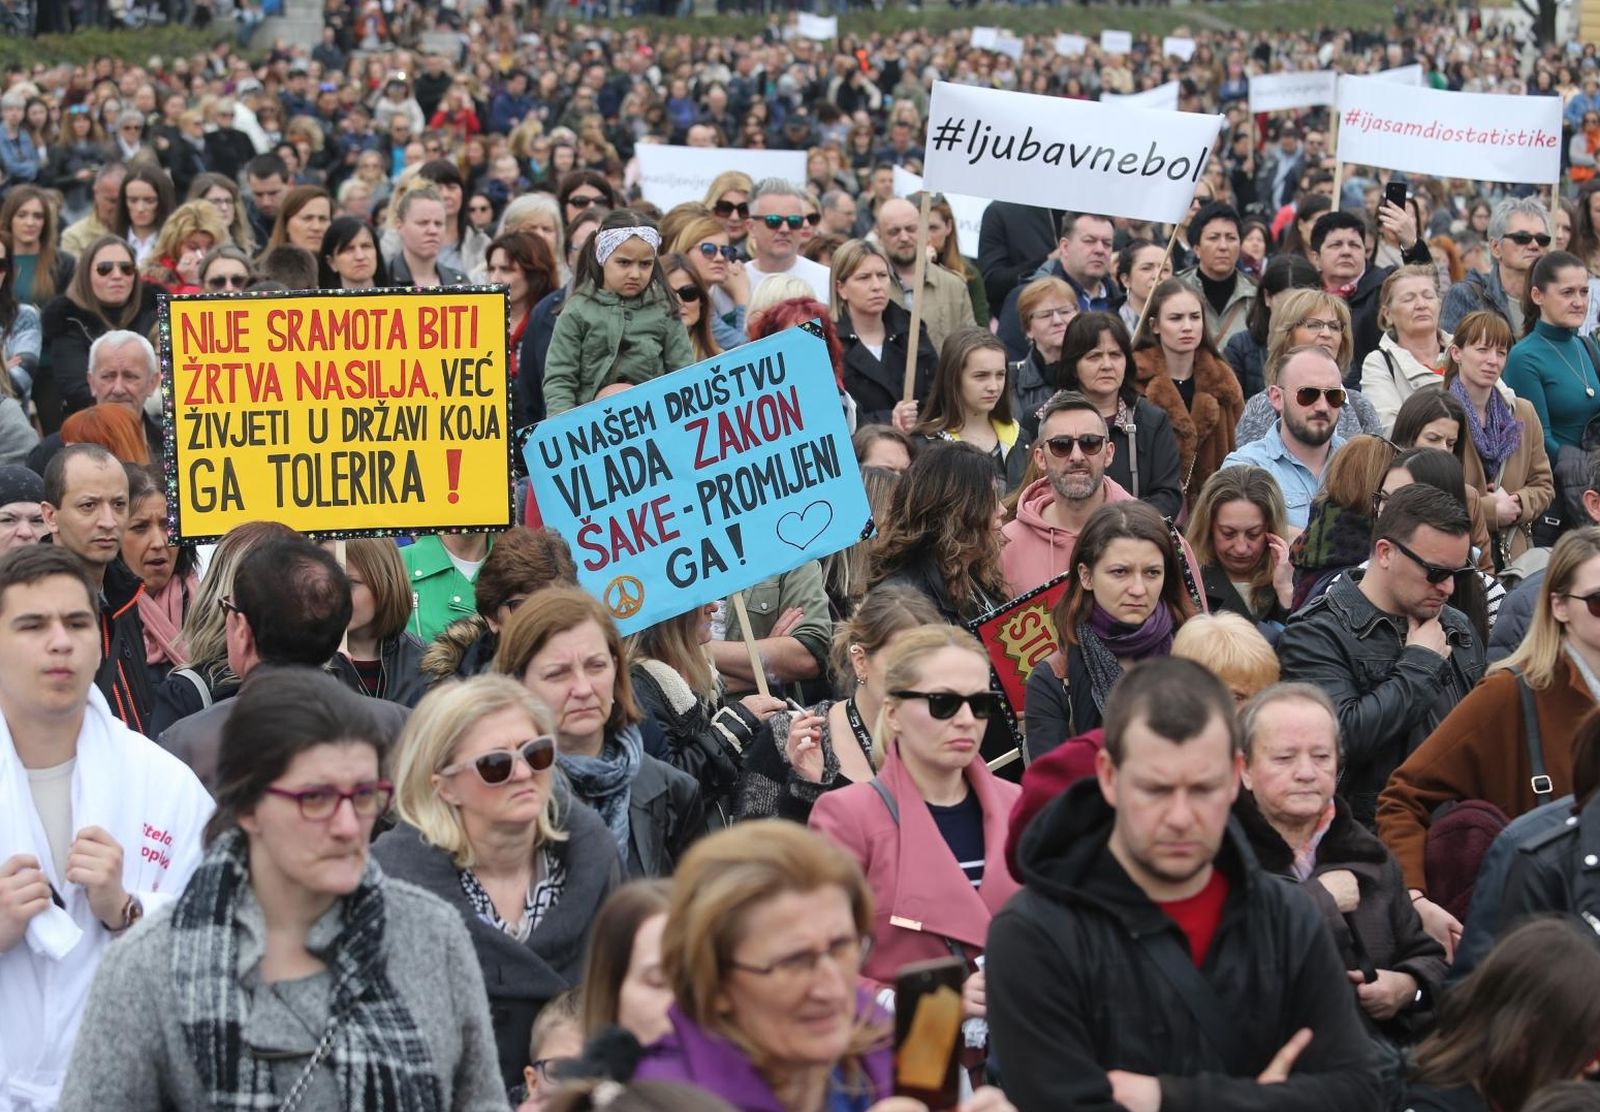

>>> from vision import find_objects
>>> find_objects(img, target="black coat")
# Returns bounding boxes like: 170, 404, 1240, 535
1021, 643, 1100, 763
1223, 329, 1268, 400
147, 660, 241, 739
1012, 346, 1054, 441
1495, 793, 1600, 941
326, 633, 430, 708
96, 558, 155, 735
977, 200, 1064, 312
1106, 397, 1184, 521
620, 745, 706, 879
372, 809, 622, 1092
988, 777, 1383, 1112
629, 659, 757, 831
203, 129, 257, 186
41, 286, 162, 419
1199, 564, 1288, 629
514, 287, 566, 430
836, 300, 935, 426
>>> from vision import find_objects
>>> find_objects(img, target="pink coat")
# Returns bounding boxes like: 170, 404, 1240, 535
809, 744, 1022, 992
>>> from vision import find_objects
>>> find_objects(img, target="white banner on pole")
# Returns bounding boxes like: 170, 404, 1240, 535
1101, 81, 1181, 113
635, 145, 808, 212
1054, 33, 1087, 57
921, 82, 1224, 225
1162, 36, 1196, 61
795, 13, 837, 40
1100, 29, 1133, 55
1247, 71, 1339, 115
892, 166, 991, 258
1333, 80, 1562, 185
970, 26, 999, 50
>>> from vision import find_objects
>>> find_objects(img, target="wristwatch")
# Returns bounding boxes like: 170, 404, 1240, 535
101, 894, 144, 934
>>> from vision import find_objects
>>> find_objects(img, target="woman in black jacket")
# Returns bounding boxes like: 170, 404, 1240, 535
41, 235, 160, 428
374, 675, 622, 1093
339, 537, 429, 707
1185, 465, 1294, 631
832, 237, 935, 427
45, 106, 113, 221
1056, 312, 1185, 520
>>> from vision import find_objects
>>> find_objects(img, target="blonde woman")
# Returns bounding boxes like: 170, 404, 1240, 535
1234, 288, 1387, 445
702, 169, 753, 247
141, 199, 228, 293
374, 675, 622, 1093
1360, 264, 1450, 434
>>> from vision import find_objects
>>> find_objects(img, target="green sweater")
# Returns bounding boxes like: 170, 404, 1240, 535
542, 284, 697, 414
1502, 320, 1600, 461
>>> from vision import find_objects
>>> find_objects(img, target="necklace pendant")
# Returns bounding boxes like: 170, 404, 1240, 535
1589, 387, 1595, 398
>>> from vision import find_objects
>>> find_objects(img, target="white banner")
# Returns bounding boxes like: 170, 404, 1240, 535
1054, 33, 1087, 57
892, 166, 991, 259
1248, 70, 1338, 115
1334, 80, 1562, 185
1101, 29, 1133, 55
635, 145, 808, 212
1163, 36, 1196, 61
795, 12, 837, 40
1348, 63, 1426, 86
1101, 80, 1181, 112
970, 26, 999, 49
991, 32, 1024, 61
922, 82, 1224, 225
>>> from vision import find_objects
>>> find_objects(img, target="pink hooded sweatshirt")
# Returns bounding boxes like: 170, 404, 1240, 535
1000, 476, 1207, 602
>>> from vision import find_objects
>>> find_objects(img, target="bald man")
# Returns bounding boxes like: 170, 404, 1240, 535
877, 196, 977, 353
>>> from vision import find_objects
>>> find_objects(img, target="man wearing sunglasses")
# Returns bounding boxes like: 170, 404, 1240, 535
744, 178, 831, 304
1279, 484, 1486, 835
1440, 197, 1552, 335
1221, 346, 1349, 531
878, 197, 976, 353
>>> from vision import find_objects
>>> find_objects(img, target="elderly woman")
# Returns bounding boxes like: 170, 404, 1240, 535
61, 668, 506, 1110
1010, 275, 1079, 437
493, 586, 702, 878
374, 675, 622, 1092
633, 821, 1013, 1112
1235, 683, 1447, 1049
1360, 264, 1450, 434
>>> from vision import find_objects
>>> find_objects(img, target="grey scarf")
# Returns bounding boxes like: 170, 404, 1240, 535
557, 724, 642, 855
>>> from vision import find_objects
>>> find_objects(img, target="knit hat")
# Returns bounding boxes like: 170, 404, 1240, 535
0, 465, 44, 507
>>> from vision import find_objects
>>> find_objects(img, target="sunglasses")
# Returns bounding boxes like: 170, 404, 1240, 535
1293, 386, 1347, 408
1042, 434, 1108, 458
672, 284, 703, 303
567, 194, 605, 209
95, 260, 136, 277
1388, 537, 1473, 585
1563, 591, 1600, 618
440, 736, 557, 785
714, 200, 751, 219
890, 689, 1005, 720
803, 212, 822, 226
761, 214, 807, 230
1502, 231, 1552, 247
697, 242, 739, 261
206, 274, 248, 290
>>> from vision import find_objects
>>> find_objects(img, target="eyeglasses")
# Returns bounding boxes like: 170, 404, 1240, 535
206, 274, 248, 290
671, 283, 703, 303
567, 193, 605, 209
714, 200, 750, 219
1502, 231, 1552, 247
1030, 306, 1076, 323
729, 933, 869, 981
1387, 537, 1474, 584
262, 780, 393, 821
696, 242, 739, 261
889, 689, 1006, 720
468, 203, 492, 214
95, 260, 136, 277
1293, 386, 1347, 408
761, 214, 807, 230
803, 212, 822, 226
1563, 591, 1600, 618
1296, 317, 1346, 335
530, 1057, 576, 1086
439, 736, 557, 785
1042, 433, 1108, 458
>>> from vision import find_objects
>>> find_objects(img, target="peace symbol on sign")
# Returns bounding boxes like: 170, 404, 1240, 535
604, 575, 645, 619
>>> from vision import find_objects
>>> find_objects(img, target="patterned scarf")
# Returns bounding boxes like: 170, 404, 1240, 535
1289, 801, 1339, 882
557, 724, 642, 856
1449, 378, 1522, 475
169, 829, 443, 1112
1077, 603, 1175, 711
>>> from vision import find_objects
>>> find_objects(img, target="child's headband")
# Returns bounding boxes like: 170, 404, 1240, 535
594, 226, 661, 265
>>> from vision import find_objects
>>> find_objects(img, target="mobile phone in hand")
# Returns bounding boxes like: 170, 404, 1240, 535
1385, 180, 1409, 212
894, 956, 967, 1108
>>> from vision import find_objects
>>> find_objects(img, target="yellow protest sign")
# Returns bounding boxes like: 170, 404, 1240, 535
159, 287, 512, 541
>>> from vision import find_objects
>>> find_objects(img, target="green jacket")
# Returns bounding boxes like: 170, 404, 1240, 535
402, 534, 494, 645
542, 285, 697, 414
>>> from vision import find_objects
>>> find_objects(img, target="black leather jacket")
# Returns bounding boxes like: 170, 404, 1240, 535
1497, 795, 1600, 940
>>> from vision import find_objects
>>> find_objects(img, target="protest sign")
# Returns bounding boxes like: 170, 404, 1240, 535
991, 32, 1024, 61
892, 166, 990, 257
795, 12, 836, 40
1054, 33, 1087, 56
966, 572, 1072, 741
1350, 62, 1426, 86
1162, 36, 1196, 61
1248, 70, 1338, 115
1335, 78, 1562, 185
970, 26, 999, 50
922, 81, 1224, 224
161, 288, 512, 542
1101, 80, 1181, 112
524, 321, 871, 635
1100, 29, 1133, 54
635, 144, 807, 212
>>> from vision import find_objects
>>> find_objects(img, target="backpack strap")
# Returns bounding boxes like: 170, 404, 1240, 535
170, 666, 213, 711
1508, 666, 1553, 797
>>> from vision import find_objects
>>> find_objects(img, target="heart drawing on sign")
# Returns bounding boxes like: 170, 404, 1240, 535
776, 501, 833, 550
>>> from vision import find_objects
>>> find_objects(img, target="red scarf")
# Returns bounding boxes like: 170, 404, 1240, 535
1324, 277, 1359, 300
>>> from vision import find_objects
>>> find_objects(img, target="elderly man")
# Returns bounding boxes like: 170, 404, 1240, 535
28, 331, 166, 477
744, 178, 832, 303
60, 164, 127, 258
878, 197, 975, 353
1440, 197, 1551, 335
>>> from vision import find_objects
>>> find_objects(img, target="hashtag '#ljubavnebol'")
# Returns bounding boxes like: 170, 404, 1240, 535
931, 118, 967, 151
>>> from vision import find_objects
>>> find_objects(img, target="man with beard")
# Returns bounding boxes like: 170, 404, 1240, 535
1002, 391, 1201, 595
1221, 346, 1347, 530
877, 197, 975, 354
989, 657, 1382, 1111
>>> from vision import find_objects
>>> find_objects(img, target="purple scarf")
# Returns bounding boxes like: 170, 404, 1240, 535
1449, 378, 1521, 474
1078, 603, 1175, 710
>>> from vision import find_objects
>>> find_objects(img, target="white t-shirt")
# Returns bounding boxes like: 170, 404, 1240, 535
446, 550, 486, 582
26, 757, 75, 879
744, 254, 833, 305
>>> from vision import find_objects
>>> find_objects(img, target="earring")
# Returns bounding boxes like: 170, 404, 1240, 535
855, 674, 866, 687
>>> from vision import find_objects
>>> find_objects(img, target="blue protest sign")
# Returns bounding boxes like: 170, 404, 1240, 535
524, 321, 870, 634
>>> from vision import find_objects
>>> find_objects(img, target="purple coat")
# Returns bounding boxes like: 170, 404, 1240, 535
634, 1001, 893, 1112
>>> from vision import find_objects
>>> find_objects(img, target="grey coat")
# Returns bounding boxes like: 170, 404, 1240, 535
57, 876, 507, 1112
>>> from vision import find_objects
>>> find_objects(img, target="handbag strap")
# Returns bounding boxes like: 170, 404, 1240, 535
1508, 666, 1554, 797
1134, 928, 1255, 1075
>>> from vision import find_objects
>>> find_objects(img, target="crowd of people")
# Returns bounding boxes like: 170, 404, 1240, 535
12, 2, 1600, 1112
